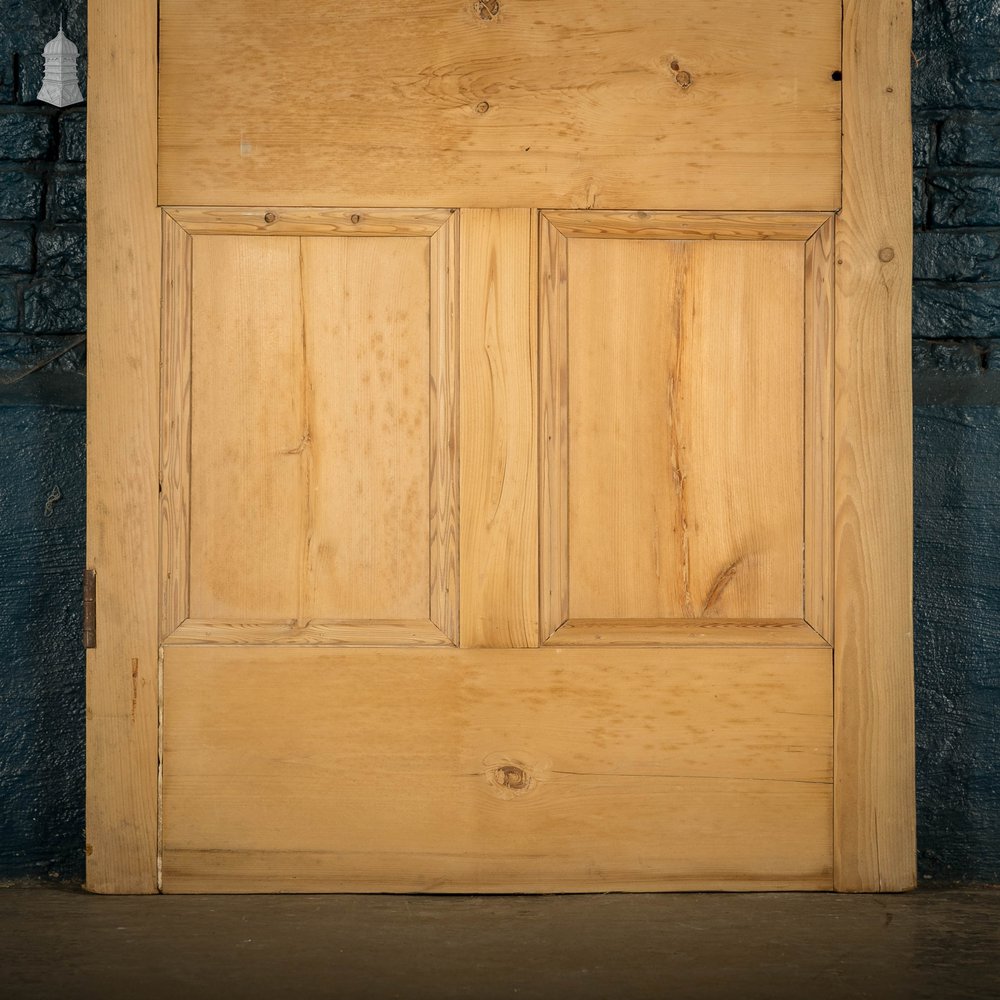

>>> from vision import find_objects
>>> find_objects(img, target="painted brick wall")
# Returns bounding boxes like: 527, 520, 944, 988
913, 0, 1000, 385
912, 0, 1000, 883
0, 0, 86, 377
0, 0, 86, 881
1, 0, 998, 884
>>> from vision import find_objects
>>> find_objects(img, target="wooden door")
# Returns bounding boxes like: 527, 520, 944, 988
86, 1, 915, 893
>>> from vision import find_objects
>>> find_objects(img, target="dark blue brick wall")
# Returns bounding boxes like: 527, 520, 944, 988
0, 0, 86, 884
915, 408, 1000, 883
1, 0, 999, 886
912, 0, 1000, 883
0, 377, 85, 882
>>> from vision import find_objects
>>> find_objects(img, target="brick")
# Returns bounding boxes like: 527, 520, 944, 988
0, 278, 19, 331
0, 170, 44, 221
911, 3, 1000, 110
913, 46, 1000, 112
912, 0, 944, 48
0, 224, 33, 273
0, 112, 52, 161
913, 122, 933, 169
939, 118, 1000, 166
913, 283, 1000, 339
914, 231, 1000, 282
914, 175, 927, 228
22, 278, 85, 334
47, 171, 85, 223
913, 339, 987, 375
929, 174, 1000, 227
939, 1, 1000, 48
0, 334, 85, 374
987, 347, 1000, 372
0, 53, 14, 104
36, 227, 85, 276
58, 111, 86, 162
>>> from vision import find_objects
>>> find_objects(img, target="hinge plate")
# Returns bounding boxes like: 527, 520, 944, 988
82, 568, 96, 649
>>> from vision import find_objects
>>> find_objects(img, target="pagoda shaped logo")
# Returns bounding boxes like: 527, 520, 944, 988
37, 19, 83, 108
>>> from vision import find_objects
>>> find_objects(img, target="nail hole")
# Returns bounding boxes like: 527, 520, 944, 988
832, 70, 842, 81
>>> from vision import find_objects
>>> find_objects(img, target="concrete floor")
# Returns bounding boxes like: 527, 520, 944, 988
2, 885, 998, 1000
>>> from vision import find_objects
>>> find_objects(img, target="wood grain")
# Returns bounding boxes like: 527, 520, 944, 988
161, 645, 833, 893
548, 619, 828, 647
166, 207, 450, 237
429, 213, 461, 643
538, 215, 570, 639
86, 0, 160, 893
459, 209, 539, 647
89, 0, 911, 897
164, 620, 452, 647
563, 234, 804, 620
158, 0, 841, 209
160, 215, 192, 638
294, 235, 432, 622
834, 0, 916, 891
178, 227, 459, 638
804, 218, 836, 642
541, 212, 829, 241
187, 234, 310, 620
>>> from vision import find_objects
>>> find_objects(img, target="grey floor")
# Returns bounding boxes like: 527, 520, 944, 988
2, 884, 998, 1000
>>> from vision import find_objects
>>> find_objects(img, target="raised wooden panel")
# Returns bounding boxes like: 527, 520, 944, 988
158, 0, 842, 210
160, 209, 459, 645
539, 212, 834, 645
161, 646, 833, 892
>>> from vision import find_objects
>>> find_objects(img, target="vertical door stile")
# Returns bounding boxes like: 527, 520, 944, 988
86, 0, 161, 893
834, 0, 915, 891
459, 210, 539, 648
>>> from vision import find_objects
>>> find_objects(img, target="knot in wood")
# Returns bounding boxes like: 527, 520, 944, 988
477, 0, 500, 20
878, 246, 895, 262
483, 754, 540, 799
495, 764, 528, 790
264, 211, 277, 224
476, 101, 490, 114
350, 213, 362, 225
675, 70, 692, 89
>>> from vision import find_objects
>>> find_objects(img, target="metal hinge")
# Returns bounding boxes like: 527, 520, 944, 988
82, 568, 96, 649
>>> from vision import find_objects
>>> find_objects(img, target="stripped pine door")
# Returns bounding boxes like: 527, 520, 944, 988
87, 1, 915, 892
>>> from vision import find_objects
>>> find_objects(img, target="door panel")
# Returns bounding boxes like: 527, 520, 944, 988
160, 209, 460, 646
161, 646, 833, 892
565, 236, 804, 620
157, 0, 842, 209
540, 212, 835, 646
